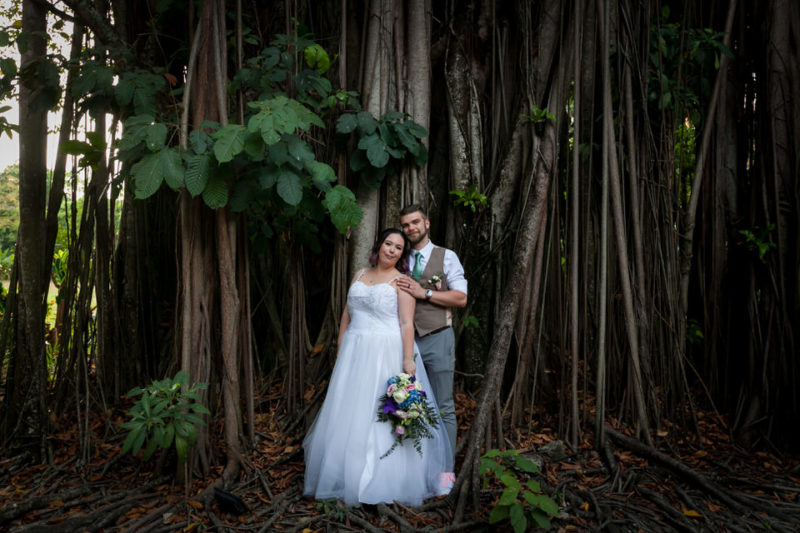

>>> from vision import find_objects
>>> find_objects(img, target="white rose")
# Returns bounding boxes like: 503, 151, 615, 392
393, 389, 409, 403
408, 410, 421, 418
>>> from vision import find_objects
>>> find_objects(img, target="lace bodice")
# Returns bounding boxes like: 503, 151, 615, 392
347, 280, 401, 334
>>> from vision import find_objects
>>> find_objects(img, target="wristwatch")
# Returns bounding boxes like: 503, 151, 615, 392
425, 289, 433, 300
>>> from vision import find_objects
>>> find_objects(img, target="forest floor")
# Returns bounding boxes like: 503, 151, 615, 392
2, 380, 800, 532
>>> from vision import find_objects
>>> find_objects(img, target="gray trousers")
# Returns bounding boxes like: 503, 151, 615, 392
416, 327, 456, 460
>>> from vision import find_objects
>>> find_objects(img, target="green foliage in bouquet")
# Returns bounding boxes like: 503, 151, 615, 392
121, 371, 210, 463
481, 449, 559, 532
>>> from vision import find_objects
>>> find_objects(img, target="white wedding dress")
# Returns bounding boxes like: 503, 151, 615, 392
303, 275, 453, 506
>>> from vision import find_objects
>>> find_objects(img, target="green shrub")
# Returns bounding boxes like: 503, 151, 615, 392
121, 371, 210, 463
481, 449, 559, 532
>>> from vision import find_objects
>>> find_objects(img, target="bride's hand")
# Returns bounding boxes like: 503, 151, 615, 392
403, 358, 416, 375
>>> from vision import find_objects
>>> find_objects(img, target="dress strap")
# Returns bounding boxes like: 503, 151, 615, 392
387, 274, 404, 285
355, 268, 367, 282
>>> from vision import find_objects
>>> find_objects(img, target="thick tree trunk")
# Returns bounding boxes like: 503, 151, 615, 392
349, 0, 395, 277
3, 0, 50, 456
405, 0, 431, 204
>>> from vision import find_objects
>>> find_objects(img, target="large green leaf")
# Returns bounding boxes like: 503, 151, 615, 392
174, 434, 188, 463
115, 78, 134, 106
336, 113, 358, 134
285, 135, 314, 167
356, 111, 378, 135
268, 141, 291, 167
258, 166, 279, 189
61, 140, 93, 156
349, 149, 369, 172
509, 502, 527, 533
273, 103, 298, 135
243, 131, 265, 160
366, 138, 389, 168
132, 425, 147, 455
202, 172, 229, 209
322, 185, 362, 234
498, 486, 520, 506
121, 426, 142, 455
276, 169, 303, 206
488, 504, 510, 524
119, 114, 155, 152
162, 423, 175, 449
288, 97, 324, 129
212, 124, 247, 163
185, 153, 212, 196
145, 123, 168, 152
514, 453, 540, 473
143, 435, 159, 461
304, 43, 330, 73
259, 114, 280, 145
381, 111, 406, 122
407, 120, 428, 138
160, 148, 184, 191
358, 134, 389, 168
131, 151, 165, 198
524, 493, 559, 516
189, 130, 212, 155
500, 472, 521, 490
530, 510, 552, 529
305, 160, 336, 192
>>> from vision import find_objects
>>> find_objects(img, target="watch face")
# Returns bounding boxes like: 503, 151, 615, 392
426, 289, 433, 298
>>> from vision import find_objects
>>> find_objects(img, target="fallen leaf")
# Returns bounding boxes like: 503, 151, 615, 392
310, 344, 325, 356
683, 509, 702, 518
186, 499, 204, 510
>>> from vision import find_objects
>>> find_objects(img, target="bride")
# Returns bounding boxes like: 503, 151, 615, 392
303, 228, 453, 506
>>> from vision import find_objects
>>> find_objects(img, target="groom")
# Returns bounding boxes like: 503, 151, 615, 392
398, 204, 467, 460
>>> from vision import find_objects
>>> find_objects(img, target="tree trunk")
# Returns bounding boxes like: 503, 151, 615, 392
3, 0, 50, 457
454, 0, 569, 518
348, 0, 395, 277
405, 0, 431, 204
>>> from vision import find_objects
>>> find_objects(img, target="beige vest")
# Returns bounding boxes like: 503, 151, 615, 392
414, 246, 451, 336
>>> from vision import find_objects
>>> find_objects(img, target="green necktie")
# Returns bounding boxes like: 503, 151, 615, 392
412, 252, 423, 281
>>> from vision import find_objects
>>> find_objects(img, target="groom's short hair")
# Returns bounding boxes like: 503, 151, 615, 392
400, 203, 427, 218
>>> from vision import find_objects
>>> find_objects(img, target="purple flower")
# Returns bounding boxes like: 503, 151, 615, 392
382, 398, 398, 414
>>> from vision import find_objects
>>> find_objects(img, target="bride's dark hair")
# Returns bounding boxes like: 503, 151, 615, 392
369, 228, 411, 274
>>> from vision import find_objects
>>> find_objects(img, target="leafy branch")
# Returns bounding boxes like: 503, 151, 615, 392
336, 110, 428, 189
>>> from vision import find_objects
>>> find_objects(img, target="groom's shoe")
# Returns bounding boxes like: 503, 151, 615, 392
436, 472, 455, 496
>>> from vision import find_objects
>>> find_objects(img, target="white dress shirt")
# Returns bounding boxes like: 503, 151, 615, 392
411, 241, 468, 295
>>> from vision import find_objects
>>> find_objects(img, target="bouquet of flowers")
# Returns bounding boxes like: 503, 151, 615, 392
377, 373, 440, 458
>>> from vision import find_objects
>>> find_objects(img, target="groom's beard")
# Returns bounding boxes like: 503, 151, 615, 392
408, 227, 428, 246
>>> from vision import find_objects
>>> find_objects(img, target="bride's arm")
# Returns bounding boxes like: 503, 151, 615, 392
337, 305, 350, 348
397, 288, 417, 375
337, 269, 362, 348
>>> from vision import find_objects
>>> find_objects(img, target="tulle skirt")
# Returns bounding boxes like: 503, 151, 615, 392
303, 326, 453, 507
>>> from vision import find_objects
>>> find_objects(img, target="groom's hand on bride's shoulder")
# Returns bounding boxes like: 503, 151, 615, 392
398, 276, 422, 299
